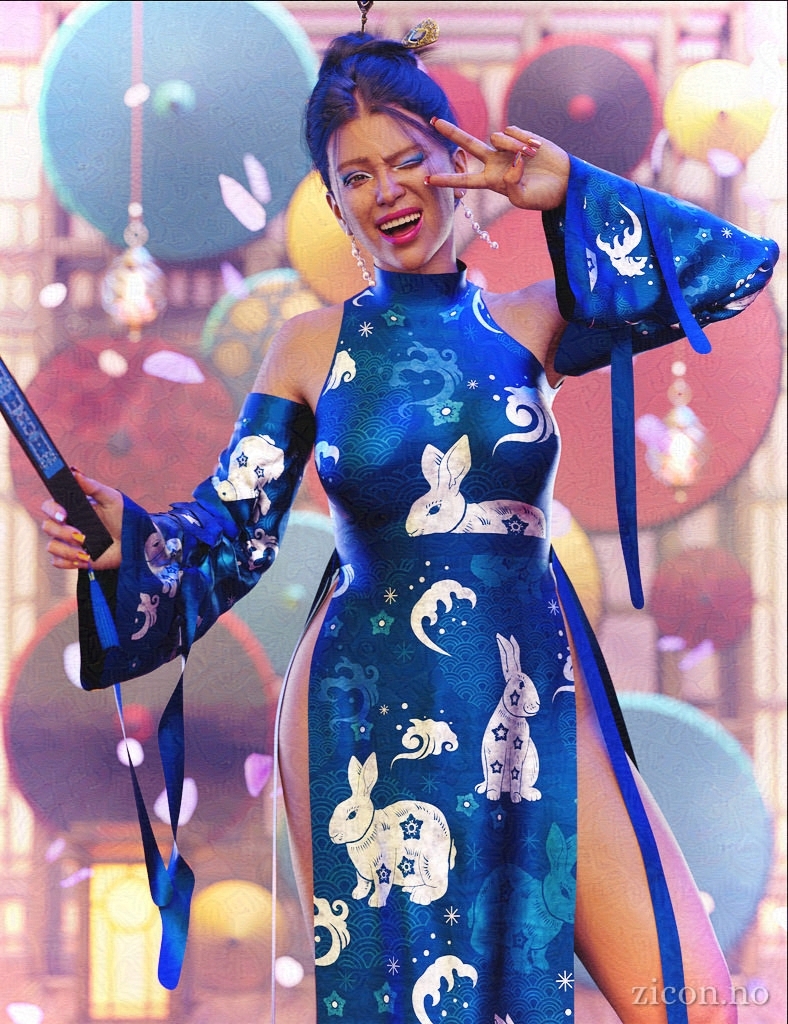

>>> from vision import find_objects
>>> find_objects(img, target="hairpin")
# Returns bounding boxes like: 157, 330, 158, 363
402, 18, 440, 50
357, 0, 374, 34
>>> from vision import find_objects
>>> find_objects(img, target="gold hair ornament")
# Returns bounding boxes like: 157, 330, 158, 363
402, 18, 440, 50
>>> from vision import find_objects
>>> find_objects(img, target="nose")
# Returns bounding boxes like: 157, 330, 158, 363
375, 167, 405, 205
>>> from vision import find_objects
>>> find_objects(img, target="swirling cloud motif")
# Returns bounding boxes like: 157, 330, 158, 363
313, 896, 350, 967
392, 719, 459, 765
322, 349, 357, 393
412, 955, 479, 1024
492, 385, 554, 453
411, 580, 477, 655
334, 563, 355, 597
315, 440, 340, 472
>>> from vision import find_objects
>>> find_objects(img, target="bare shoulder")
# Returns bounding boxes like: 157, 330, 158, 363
253, 303, 345, 410
483, 280, 567, 384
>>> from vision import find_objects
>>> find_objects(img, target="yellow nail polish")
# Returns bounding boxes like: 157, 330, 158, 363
75, 549, 90, 563
72, 531, 86, 544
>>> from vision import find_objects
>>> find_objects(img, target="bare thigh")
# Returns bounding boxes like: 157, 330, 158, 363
574, 655, 736, 1023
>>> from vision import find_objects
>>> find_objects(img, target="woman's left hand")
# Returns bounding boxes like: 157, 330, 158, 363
427, 119, 570, 212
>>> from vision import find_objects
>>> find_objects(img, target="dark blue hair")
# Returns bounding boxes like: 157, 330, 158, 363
305, 33, 458, 189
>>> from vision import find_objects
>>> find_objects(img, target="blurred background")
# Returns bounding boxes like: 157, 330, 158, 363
0, 2, 785, 1021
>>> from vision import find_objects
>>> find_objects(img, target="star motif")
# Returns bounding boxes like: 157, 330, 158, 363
508, 690, 521, 708
400, 814, 423, 840
513, 736, 524, 750
325, 616, 343, 635
422, 772, 438, 794
457, 793, 479, 816
379, 705, 390, 715
439, 304, 462, 324
254, 465, 266, 478
695, 227, 712, 243
359, 321, 373, 336
373, 981, 397, 1014
523, 830, 539, 850
467, 379, 478, 389
350, 719, 373, 741
429, 400, 462, 426
371, 610, 394, 635
377, 864, 391, 885
444, 905, 460, 925
556, 970, 574, 991
324, 991, 346, 1016
382, 306, 407, 327
467, 841, 483, 869
502, 513, 530, 535
492, 723, 509, 742
491, 759, 504, 774
722, 226, 733, 239
393, 641, 414, 662
548, 599, 560, 615
235, 451, 248, 468
384, 587, 398, 604
386, 956, 400, 974
398, 855, 416, 877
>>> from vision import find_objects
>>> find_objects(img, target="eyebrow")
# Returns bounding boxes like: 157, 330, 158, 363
335, 143, 422, 175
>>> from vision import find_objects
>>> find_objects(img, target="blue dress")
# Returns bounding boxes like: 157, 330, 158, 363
308, 266, 576, 1022
75, 159, 778, 1021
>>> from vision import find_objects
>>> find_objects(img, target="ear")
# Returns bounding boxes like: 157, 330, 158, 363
325, 191, 349, 235
451, 147, 468, 200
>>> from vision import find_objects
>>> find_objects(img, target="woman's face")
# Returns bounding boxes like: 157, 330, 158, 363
326, 106, 466, 277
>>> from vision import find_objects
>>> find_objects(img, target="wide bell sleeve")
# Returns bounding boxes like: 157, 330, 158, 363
541, 156, 779, 608
77, 391, 316, 690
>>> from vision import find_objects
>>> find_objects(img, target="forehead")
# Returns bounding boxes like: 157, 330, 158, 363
329, 108, 433, 170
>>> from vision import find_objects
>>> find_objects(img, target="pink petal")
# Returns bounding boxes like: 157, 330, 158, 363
153, 778, 198, 825
142, 350, 205, 384
679, 638, 715, 671
219, 174, 266, 231
245, 753, 273, 797
243, 154, 272, 204
6, 1004, 45, 1024
221, 261, 248, 297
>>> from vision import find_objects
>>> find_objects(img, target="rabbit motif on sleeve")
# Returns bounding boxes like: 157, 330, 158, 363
405, 435, 546, 537
328, 753, 456, 908
476, 634, 541, 803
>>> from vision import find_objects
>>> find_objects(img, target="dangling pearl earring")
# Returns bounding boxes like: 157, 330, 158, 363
458, 196, 499, 250
350, 235, 375, 287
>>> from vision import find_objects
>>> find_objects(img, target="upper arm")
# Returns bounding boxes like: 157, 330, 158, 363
252, 304, 344, 410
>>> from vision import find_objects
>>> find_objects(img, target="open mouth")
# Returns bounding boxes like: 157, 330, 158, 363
378, 211, 422, 238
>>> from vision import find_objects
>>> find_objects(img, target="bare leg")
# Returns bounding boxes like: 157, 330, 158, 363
574, 655, 737, 1023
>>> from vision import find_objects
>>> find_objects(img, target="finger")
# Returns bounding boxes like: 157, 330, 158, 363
501, 126, 545, 151
46, 534, 91, 567
42, 497, 67, 524
429, 117, 493, 163
424, 171, 490, 191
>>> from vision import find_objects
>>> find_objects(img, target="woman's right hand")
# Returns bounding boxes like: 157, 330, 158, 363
41, 470, 123, 571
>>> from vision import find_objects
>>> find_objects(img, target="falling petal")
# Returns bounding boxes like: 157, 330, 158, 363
221, 261, 248, 298
142, 350, 205, 384
275, 955, 305, 988
243, 153, 272, 203
657, 635, 687, 653
6, 1005, 44, 1024
116, 737, 145, 768
39, 282, 67, 308
219, 174, 267, 231
63, 642, 83, 688
60, 866, 93, 888
124, 82, 150, 108
636, 413, 670, 451
244, 752, 273, 797
98, 348, 129, 379
45, 837, 67, 863
551, 499, 572, 539
154, 777, 198, 825
707, 148, 744, 178
679, 638, 715, 671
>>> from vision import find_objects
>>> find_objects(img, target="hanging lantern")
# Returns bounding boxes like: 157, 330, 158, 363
99, 1, 166, 339
636, 361, 709, 504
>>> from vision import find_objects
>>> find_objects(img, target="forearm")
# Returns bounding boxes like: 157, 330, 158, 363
78, 392, 315, 689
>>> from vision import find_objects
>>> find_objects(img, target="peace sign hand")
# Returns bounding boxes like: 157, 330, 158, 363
427, 119, 570, 212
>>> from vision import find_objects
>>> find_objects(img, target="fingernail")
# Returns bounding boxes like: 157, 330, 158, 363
424, 175, 431, 185
524, 139, 542, 154
513, 151, 524, 167
54, 510, 66, 523
429, 117, 437, 127
75, 550, 90, 563
70, 465, 82, 475
72, 531, 86, 544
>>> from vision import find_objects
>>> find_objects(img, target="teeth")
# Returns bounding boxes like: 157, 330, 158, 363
381, 213, 420, 232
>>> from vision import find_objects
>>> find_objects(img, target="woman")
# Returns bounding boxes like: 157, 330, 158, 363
42, 29, 777, 1024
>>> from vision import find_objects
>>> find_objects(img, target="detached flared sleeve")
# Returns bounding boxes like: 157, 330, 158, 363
77, 392, 316, 690
542, 156, 780, 607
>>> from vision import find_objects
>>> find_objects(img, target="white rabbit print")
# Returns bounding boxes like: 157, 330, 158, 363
212, 433, 285, 519
329, 753, 456, 908
405, 434, 546, 537
476, 634, 541, 803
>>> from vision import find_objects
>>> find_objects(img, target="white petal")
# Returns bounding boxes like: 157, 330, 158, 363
219, 173, 266, 231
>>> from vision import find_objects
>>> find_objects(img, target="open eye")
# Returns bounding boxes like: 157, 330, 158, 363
341, 170, 373, 188
426, 501, 442, 516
